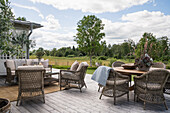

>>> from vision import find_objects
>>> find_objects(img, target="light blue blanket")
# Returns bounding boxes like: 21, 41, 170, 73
91, 66, 113, 86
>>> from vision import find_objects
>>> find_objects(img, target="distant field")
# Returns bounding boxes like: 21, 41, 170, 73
30, 56, 170, 74
30, 55, 135, 67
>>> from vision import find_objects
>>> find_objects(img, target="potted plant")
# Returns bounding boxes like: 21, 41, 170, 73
135, 53, 153, 71
35, 47, 45, 64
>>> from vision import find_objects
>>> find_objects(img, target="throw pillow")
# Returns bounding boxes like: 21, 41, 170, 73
41, 59, 49, 68
70, 61, 79, 71
6, 60, 16, 71
76, 62, 88, 71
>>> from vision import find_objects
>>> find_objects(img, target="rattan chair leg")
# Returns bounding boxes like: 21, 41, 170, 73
143, 101, 146, 110
127, 92, 129, 101
42, 91, 45, 103
164, 101, 168, 110
16, 92, 21, 106
98, 86, 101, 92
114, 97, 116, 105
134, 94, 136, 102
99, 87, 105, 99
84, 82, 87, 88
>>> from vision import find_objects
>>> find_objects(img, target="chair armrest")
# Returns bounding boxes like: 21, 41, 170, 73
134, 74, 146, 84
117, 72, 129, 80
60, 69, 77, 74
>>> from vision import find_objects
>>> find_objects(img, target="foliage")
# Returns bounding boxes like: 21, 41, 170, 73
135, 32, 169, 62
16, 16, 26, 21
12, 31, 36, 49
35, 47, 45, 60
0, 0, 17, 55
98, 56, 107, 60
30, 32, 169, 63
74, 15, 105, 66
67, 55, 75, 57
109, 58, 117, 67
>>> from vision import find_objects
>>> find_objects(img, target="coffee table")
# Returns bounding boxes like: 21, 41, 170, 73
44, 72, 59, 85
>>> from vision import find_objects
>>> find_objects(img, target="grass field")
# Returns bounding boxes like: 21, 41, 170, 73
30, 55, 170, 75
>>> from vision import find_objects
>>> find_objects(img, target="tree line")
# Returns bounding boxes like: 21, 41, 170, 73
31, 32, 169, 62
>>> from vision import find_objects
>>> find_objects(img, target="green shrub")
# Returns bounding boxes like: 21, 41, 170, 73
92, 56, 97, 59
98, 56, 107, 60
109, 58, 117, 67
67, 55, 75, 57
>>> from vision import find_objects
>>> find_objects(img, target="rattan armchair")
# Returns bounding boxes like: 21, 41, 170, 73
99, 69, 129, 105
16, 66, 46, 106
134, 69, 170, 110
60, 62, 88, 92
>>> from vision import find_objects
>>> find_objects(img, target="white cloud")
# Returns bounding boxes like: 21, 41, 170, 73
102, 10, 170, 44
29, 0, 152, 13
31, 14, 75, 50
31, 29, 76, 50
31, 10, 170, 50
41, 14, 61, 31
11, 3, 44, 19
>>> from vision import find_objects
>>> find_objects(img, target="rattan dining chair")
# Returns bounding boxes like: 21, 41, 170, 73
152, 62, 166, 69
134, 69, 170, 110
99, 69, 129, 105
112, 61, 125, 68
151, 62, 170, 93
16, 66, 46, 106
112, 61, 132, 86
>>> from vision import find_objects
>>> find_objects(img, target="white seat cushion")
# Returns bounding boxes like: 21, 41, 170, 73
17, 65, 44, 70
61, 71, 79, 80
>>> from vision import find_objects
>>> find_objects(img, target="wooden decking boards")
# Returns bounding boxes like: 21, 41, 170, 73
0, 74, 170, 113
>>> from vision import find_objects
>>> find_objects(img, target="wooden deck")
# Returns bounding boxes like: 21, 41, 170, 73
1, 73, 170, 113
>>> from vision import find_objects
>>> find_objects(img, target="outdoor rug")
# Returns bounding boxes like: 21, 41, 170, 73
0, 83, 64, 102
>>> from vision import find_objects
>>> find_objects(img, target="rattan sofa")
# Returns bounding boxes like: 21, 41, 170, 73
4, 59, 52, 84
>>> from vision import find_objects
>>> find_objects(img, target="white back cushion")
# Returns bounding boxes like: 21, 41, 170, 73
70, 60, 79, 71
41, 59, 49, 68
6, 60, 16, 71
76, 62, 88, 71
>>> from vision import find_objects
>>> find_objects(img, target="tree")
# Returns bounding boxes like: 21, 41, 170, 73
135, 32, 158, 59
74, 15, 105, 66
0, 0, 17, 55
12, 31, 36, 49
35, 47, 45, 62
16, 16, 26, 21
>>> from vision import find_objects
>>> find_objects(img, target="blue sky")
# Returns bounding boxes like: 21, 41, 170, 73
10, 0, 170, 50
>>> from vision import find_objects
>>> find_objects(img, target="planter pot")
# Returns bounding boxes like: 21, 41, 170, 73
0, 98, 11, 113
